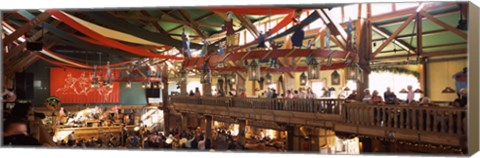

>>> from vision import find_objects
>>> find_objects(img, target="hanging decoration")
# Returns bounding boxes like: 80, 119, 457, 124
91, 65, 100, 88
307, 58, 320, 80
201, 63, 212, 84
265, 73, 273, 84
326, 28, 331, 50
257, 31, 266, 48
248, 60, 261, 81
224, 11, 235, 47
178, 69, 187, 83
182, 29, 191, 59
200, 39, 208, 57
371, 66, 420, 79
125, 81, 132, 89
290, 26, 305, 48
300, 72, 307, 86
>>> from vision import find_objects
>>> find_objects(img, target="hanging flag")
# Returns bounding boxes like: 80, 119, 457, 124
257, 31, 266, 48
290, 27, 305, 47
217, 44, 225, 55
346, 18, 352, 37
182, 31, 191, 58
326, 28, 331, 50
200, 39, 208, 57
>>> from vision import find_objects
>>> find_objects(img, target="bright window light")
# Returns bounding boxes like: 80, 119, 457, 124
371, 3, 393, 16
395, 2, 420, 10
369, 71, 421, 101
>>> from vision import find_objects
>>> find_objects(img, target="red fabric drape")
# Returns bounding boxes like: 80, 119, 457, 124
205, 7, 295, 15
50, 67, 120, 103
46, 10, 183, 60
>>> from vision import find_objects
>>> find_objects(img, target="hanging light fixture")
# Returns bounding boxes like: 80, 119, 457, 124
141, 83, 146, 89
178, 69, 187, 83
146, 81, 152, 89
158, 82, 164, 89
91, 65, 100, 88
399, 88, 408, 93
125, 81, 132, 89
265, 72, 273, 84
307, 58, 320, 80
346, 61, 359, 81
200, 63, 212, 84
300, 72, 307, 86
230, 72, 237, 84
248, 60, 261, 81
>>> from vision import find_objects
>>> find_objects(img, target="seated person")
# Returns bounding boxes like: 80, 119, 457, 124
346, 90, 357, 102
362, 89, 372, 104
3, 118, 41, 146
453, 88, 467, 108
370, 90, 383, 105
419, 96, 432, 106
383, 87, 397, 105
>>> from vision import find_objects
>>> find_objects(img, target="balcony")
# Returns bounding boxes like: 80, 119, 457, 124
170, 96, 467, 148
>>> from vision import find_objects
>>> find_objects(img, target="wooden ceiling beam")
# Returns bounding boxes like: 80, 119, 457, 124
372, 26, 416, 55
3, 12, 51, 45
372, 29, 448, 42
177, 9, 207, 39
234, 14, 259, 38
319, 9, 347, 50
371, 13, 416, 58
374, 48, 466, 60
419, 11, 467, 40
369, 2, 456, 22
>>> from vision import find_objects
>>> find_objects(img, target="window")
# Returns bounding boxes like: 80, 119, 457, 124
371, 3, 393, 15
395, 2, 420, 10
369, 71, 421, 101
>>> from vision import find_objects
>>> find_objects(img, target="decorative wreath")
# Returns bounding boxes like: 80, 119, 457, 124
45, 96, 61, 108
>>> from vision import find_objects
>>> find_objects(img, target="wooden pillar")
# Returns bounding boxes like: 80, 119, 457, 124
0, 12, 3, 110
356, 4, 372, 100
181, 112, 188, 130
205, 115, 213, 139
238, 119, 246, 146
180, 72, 188, 96
162, 64, 170, 135
202, 82, 212, 96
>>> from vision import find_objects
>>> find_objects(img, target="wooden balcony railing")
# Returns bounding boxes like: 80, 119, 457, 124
171, 96, 344, 114
344, 103, 467, 135
170, 96, 467, 137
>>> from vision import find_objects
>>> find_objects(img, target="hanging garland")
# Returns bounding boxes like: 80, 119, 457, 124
371, 66, 420, 79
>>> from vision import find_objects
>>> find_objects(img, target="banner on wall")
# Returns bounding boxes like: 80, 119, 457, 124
50, 68, 120, 103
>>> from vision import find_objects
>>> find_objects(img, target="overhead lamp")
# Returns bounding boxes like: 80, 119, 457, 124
230, 72, 237, 84
146, 82, 152, 89
307, 58, 320, 80
265, 72, 273, 84
457, 15, 468, 31
399, 88, 408, 93
441, 87, 456, 93
248, 60, 261, 81
125, 81, 132, 89
300, 72, 307, 86
344, 87, 350, 91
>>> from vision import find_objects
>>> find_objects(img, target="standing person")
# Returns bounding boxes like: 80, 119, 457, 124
298, 88, 307, 99
306, 88, 316, 99
271, 89, 278, 99
370, 90, 383, 105
453, 88, 467, 107
293, 90, 299, 99
286, 90, 294, 99
195, 87, 202, 97
452, 67, 467, 97
346, 90, 358, 102
384, 87, 397, 105
406, 85, 415, 104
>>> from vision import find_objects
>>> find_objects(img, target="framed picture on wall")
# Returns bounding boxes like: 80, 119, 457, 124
331, 70, 341, 85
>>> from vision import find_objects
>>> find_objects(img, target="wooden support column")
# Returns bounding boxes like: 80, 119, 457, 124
205, 115, 213, 139
0, 12, 3, 110
357, 4, 372, 100
180, 72, 188, 96
202, 80, 212, 97
162, 64, 170, 135
237, 119, 246, 146
181, 112, 189, 130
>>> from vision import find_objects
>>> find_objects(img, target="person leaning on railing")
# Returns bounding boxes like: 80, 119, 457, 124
370, 90, 384, 105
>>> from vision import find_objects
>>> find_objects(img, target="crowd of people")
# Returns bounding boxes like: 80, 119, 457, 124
57, 125, 247, 151
345, 85, 467, 108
